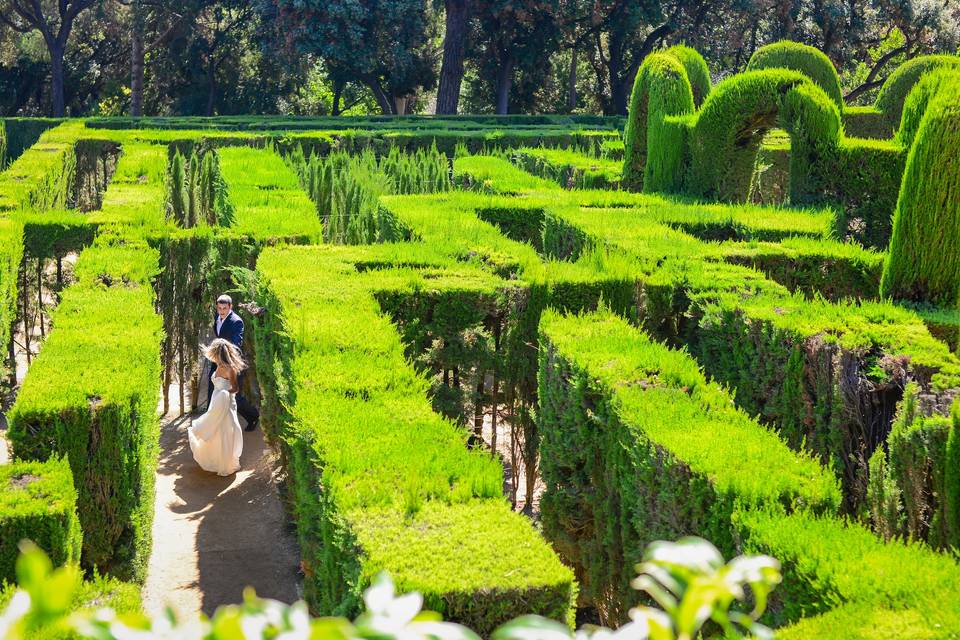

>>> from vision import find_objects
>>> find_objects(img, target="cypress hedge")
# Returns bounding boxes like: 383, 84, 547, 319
542, 199, 960, 517
880, 73, 960, 307
621, 51, 695, 192
511, 147, 621, 190
0, 457, 82, 585
874, 54, 960, 131
736, 508, 960, 633
538, 309, 839, 622
7, 241, 163, 581
663, 45, 711, 107
254, 244, 576, 633
746, 40, 845, 109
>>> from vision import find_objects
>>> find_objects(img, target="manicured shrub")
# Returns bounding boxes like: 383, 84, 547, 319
746, 40, 844, 109
0, 118, 61, 170
510, 147, 621, 190
254, 244, 575, 633
842, 105, 894, 139
0, 217, 23, 377
735, 508, 960, 632
537, 309, 838, 622
720, 236, 884, 300
874, 54, 960, 130
664, 45, 711, 106
0, 458, 81, 585
0, 121, 85, 212
867, 384, 960, 549
622, 52, 695, 192
216, 145, 323, 242
543, 199, 960, 519
7, 244, 163, 581
687, 69, 840, 203
453, 154, 557, 195
880, 75, 960, 307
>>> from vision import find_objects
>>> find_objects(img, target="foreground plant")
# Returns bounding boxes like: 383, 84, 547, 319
1, 537, 779, 640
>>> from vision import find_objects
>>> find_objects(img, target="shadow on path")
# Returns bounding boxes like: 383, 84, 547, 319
143, 396, 301, 619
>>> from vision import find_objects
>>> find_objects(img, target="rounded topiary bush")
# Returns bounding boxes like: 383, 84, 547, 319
747, 40, 844, 110
875, 54, 960, 129
896, 68, 960, 147
880, 76, 960, 307
622, 52, 695, 192
664, 45, 712, 107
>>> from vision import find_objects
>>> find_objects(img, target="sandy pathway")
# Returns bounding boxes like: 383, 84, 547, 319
142, 400, 301, 619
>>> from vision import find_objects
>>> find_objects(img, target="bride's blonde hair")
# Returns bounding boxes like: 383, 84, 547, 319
204, 338, 247, 374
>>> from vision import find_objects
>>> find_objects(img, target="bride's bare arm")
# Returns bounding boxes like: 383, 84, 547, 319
229, 369, 239, 394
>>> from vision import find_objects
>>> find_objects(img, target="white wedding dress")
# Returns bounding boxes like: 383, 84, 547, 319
188, 374, 243, 476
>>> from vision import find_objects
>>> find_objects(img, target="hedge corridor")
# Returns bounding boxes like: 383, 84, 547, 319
1, 43, 959, 637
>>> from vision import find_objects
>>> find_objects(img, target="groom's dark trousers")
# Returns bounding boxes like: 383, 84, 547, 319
207, 310, 260, 428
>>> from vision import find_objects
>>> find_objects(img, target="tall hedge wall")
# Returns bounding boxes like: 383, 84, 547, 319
8, 243, 162, 581
880, 72, 960, 307
0, 457, 82, 585
254, 244, 576, 634
538, 309, 839, 622
621, 52, 695, 192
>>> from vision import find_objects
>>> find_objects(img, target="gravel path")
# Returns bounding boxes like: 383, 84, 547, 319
142, 398, 301, 619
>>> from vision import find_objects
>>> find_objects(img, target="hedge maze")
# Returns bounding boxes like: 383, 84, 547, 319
2, 41, 960, 637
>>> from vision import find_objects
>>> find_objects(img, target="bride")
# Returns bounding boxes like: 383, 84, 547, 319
189, 338, 245, 476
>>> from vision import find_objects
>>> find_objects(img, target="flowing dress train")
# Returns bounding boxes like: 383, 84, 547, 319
188, 374, 243, 476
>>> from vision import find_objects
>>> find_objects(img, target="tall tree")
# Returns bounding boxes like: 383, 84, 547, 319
265, 0, 439, 115
435, 0, 470, 114
0, 0, 99, 115
468, 0, 563, 114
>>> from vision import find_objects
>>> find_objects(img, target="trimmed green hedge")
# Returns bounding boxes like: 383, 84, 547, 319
746, 40, 844, 109
216, 145, 323, 241
622, 51, 694, 192
874, 54, 960, 131
0, 122, 85, 212
0, 217, 23, 377
776, 603, 943, 640
880, 71, 960, 307
8, 244, 163, 581
0, 118, 62, 170
0, 457, 82, 585
538, 309, 839, 620
736, 508, 960, 632
542, 199, 960, 517
254, 244, 575, 633
511, 148, 621, 190
453, 154, 559, 195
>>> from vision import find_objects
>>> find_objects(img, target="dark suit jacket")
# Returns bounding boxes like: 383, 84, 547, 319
214, 311, 244, 350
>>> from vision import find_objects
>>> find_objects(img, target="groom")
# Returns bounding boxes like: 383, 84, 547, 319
207, 294, 260, 431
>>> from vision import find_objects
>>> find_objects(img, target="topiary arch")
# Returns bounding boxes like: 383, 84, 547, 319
746, 40, 844, 110
685, 69, 842, 203
875, 54, 960, 131
663, 45, 712, 107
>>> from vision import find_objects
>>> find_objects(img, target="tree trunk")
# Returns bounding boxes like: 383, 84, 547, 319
495, 57, 514, 115
130, 1, 145, 117
435, 0, 469, 115
367, 78, 394, 115
332, 81, 343, 116
205, 58, 217, 116
50, 45, 66, 117
566, 45, 578, 112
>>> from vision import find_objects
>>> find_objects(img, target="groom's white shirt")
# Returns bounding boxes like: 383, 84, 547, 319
216, 314, 225, 335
